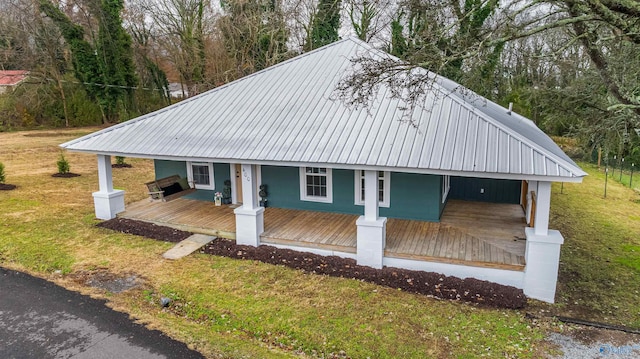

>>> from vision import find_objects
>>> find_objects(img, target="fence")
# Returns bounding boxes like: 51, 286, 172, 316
590, 148, 640, 194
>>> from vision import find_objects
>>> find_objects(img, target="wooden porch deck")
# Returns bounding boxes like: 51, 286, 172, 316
119, 199, 526, 270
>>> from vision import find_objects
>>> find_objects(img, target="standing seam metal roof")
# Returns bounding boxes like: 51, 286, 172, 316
61, 37, 586, 181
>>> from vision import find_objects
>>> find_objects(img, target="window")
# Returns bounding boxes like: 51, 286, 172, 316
187, 162, 214, 190
300, 167, 332, 203
355, 170, 390, 207
442, 175, 450, 203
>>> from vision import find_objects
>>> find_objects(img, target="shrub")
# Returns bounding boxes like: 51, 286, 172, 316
115, 156, 126, 165
57, 153, 70, 174
0, 162, 5, 183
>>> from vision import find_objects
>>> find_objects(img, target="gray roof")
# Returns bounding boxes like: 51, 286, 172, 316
61, 37, 585, 182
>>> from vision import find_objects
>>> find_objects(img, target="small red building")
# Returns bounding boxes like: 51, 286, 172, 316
0, 70, 29, 94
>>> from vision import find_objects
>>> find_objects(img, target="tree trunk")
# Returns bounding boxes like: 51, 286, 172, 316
56, 78, 70, 127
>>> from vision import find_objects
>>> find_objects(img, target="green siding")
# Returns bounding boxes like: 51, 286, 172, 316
153, 161, 445, 221
261, 166, 359, 213
261, 166, 443, 221
154, 160, 187, 179
387, 172, 442, 221
153, 160, 231, 202
449, 177, 521, 204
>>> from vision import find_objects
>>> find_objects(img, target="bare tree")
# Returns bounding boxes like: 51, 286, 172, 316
336, 0, 640, 126
138, 0, 215, 96
345, 0, 394, 43
217, 0, 290, 76
124, 1, 170, 104
283, 0, 319, 52
0, 0, 75, 126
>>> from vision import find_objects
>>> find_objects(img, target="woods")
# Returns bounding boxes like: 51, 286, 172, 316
0, 0, 638, 160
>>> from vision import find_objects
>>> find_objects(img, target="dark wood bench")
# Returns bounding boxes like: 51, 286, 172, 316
145, 175, 196, 202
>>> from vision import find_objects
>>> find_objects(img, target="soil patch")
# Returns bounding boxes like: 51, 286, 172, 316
202, 238, 526, 309
51, 173, 81, 178
112, 163, 133, 168
97, 217, 192, 243
68, 268, 142, 293
0, 183, 17, 190
98, 218, 527, 309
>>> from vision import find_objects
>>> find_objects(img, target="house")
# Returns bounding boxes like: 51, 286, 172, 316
168, 82, 188, 98
61, 38, 586, 303
0, 70, 29, 94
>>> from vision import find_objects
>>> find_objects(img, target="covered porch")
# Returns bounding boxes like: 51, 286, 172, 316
119, 198, 526, 271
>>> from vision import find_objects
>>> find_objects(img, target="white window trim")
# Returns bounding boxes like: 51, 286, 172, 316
354, 170, 390, 208
442, 175, 451, 203
187, 162, 215, 190
299, 167, 333, 203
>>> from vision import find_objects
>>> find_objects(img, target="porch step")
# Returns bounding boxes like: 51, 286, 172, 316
162, 234, 216, 260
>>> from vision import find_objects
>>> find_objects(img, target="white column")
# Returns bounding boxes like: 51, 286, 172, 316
97, 155, 114, 192
534, 181, 551, 236
523, 180, 562, 303
92, 155, 125, 220
524, 228, 564, 303
363, 170, 379, 221
241, 164, 258, 209
234, 164, 264, 246
356, 170, 387, 269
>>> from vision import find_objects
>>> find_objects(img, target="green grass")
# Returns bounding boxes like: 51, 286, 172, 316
542, 162, 640, 328
617, 245, 640, 272
143, 262, 542, 358
0, 128, 547, 358
605, 167, 640, 192
4, 129, 640, 356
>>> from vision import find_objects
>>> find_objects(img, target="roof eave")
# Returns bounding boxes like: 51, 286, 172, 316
62, 147, 586, 183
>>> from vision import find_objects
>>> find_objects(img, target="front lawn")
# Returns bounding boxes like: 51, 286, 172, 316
0, 129, 547, 358
6, 129, 640, 357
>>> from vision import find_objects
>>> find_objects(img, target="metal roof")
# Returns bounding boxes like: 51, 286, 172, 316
61, 37, 586, 182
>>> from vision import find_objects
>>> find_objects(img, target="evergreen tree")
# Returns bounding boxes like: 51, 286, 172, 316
389, 17, 407, 58
39, 0, 138, 123
0, 162, 6, 184
306, 0, 342, 51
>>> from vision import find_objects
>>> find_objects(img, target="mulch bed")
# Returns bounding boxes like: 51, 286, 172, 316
0, 183, 17, 190
51, 173, 81, 178
112, 163, 133, 168
97, 218, 191, 242
97, 218, 527, 309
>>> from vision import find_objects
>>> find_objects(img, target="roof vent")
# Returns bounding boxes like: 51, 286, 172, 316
507, 102, 513, 115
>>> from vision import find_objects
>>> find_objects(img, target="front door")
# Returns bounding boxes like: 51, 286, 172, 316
235, 164, 243, 204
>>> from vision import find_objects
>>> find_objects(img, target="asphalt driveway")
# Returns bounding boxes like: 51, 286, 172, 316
0, 267, 204, 359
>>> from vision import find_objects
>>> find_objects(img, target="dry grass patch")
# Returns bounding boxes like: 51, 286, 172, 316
0, 127, 544, 358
